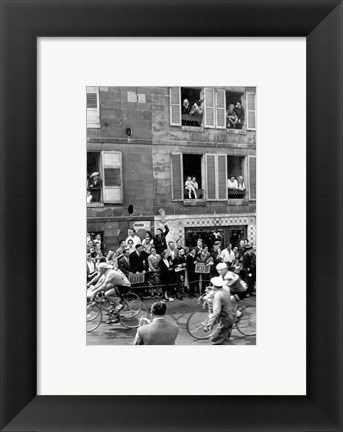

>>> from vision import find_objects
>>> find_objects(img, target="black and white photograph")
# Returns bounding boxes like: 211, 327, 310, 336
86, 86, 256, 345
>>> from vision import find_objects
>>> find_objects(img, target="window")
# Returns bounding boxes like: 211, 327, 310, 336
181, 87, 204, 127
183, 154, 204, 199
227, 156, 246, 198
87, 86, 100, 128
169, 87, 255, 132
226, 90, 245, 130
171, 153, 227, 201
87, 151, 123, 205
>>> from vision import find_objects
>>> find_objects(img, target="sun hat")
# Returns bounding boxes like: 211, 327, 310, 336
216, 263, 228, 271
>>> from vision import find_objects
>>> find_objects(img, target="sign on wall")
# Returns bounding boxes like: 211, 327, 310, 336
133, 221, 151, 241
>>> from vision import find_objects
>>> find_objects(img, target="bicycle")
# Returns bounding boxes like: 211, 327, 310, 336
186, 304, 256, 340
87, 290, 145, 332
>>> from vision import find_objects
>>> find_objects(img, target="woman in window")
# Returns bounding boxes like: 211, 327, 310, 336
237, 175, 246, 191
227, 176, 238, 190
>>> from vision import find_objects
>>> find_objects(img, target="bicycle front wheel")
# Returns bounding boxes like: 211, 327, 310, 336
120, 293, 142, 318
120, 301, 148, 329
235, 305, 256, 336
186, 310, 212, 340
87, 304, 102, 332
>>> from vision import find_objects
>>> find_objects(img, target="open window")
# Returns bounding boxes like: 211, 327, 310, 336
183, 154, 204, 199
172, 152, 227, 201
87, 151, 123, 205
227, 156, 246, 198
87, 87, 100, 128
171, 153, 204, 201
87, 152, 102, 204
181, 87, 204, 127
226, 90, 245, 130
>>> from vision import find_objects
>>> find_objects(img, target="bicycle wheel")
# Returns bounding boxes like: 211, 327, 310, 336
87, 304, 102, 332
235, 305, 256, 336
186, 310, 213, 340
120, 293, 142, 318
120, 302, 148, 329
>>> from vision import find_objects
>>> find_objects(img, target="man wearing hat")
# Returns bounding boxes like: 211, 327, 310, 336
242, 243, 256, 296
87, 262, 131, 313
88, 172, 102, 202
216, 262, 247, 301
204, 277, 235, 344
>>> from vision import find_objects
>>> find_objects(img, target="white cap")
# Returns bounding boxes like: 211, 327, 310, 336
216, 263, 227, 271
210, 277, 224, 288
98, 263, 112, 270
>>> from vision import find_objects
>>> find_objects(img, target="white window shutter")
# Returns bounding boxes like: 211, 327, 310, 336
246, 92, 256, 130
205, 154, 216, 199
217, 154, 228, 199
248, 155, 256, 201
216, 89, 226, 129
171, 153, 183, 199
101, 151, 123, 203
87, 86, 100, 128
169, 87, 181, 126
204, 88, 215, 128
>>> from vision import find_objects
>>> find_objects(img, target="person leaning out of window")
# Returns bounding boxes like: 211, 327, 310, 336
88, 172, 102, 202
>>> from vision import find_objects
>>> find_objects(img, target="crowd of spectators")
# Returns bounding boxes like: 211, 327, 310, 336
87, 226, 256, 302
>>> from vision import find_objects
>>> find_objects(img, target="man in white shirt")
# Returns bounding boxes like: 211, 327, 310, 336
164, 240, 179, 262
125, 228, 141, 246
220, 243, 235, 266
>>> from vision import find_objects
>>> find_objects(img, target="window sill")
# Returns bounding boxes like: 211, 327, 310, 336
227, 199, 248, 205
87, 202, 104, 208
182, 126, 204, 132
227, 128, 246, 135
183, 199, 206, 206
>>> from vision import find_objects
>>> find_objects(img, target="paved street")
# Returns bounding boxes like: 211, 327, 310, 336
87, 295, 256, 345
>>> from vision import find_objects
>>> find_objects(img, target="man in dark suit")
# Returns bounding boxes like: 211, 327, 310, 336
129, 244, 149, 273
117, 248, 131, 276
129, 244, 149, 298
186, 247, 199, 297
134, 301, 179, 345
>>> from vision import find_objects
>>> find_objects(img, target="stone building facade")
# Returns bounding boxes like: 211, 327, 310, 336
87, 86, 256, 251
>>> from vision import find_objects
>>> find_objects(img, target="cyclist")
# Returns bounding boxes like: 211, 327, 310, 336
216, 262, 247, 318
87, 263, 131, 312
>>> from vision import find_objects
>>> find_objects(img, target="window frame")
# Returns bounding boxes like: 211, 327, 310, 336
248, 154, 256, 201
101, 150, 123, 204
87, 86, 100, 129
246, 91, 256, 131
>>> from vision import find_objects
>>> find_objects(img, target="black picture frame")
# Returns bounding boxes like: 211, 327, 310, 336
1, 1, 342, 431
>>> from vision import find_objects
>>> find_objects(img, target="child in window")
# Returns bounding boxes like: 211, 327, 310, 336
87, 191, 93, 204
185, 176, 197, 199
